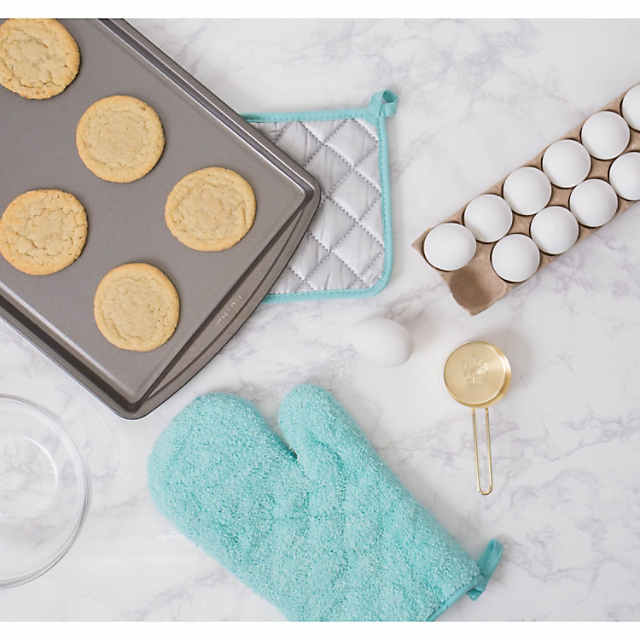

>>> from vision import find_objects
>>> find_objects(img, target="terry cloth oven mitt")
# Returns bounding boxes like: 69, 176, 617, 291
148, 384, 502, 621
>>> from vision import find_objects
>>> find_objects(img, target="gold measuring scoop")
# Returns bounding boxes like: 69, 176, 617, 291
444, 341, 511, 496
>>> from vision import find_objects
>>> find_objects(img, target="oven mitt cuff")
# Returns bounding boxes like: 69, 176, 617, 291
148, 384, 502, 621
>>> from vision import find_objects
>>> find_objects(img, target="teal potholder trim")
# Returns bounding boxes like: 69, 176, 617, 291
242, 90, 398, 303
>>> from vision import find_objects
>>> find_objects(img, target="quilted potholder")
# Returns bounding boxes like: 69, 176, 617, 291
148, 384, 502, 621
243, 90, 396, 302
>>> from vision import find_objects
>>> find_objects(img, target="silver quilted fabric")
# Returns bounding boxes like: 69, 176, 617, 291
251, 117, 386, 297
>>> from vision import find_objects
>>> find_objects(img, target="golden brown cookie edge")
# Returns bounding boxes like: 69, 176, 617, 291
0, 19, 80, 100
76, 95, 165, 183
164, 167, 257, 252
0, 188, 88, 276
93, 262, 180, 352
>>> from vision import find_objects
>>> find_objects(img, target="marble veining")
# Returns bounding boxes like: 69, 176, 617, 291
1, 19, 639, 620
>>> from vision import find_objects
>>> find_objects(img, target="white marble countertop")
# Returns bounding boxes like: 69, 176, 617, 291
2, 19, 640, 621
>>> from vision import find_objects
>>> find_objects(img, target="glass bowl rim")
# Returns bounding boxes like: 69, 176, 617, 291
0, 394, 91, 589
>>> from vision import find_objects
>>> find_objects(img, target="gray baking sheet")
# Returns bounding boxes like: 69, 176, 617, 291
0, 19, 320, 416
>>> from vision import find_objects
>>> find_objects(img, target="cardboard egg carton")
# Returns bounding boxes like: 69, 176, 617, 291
412, 86, 640, 315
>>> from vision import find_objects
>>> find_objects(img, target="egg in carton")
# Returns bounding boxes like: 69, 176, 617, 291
412, 84, 640, 315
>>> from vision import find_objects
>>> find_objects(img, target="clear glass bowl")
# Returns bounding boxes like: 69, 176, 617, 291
0, 395, 90, 588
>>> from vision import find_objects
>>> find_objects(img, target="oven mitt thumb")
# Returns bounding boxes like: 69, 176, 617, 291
148, 384, 502, 621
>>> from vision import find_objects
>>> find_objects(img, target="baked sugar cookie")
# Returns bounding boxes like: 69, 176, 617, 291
94, 263, 179, 352
0, 19, 80, 99
165, 167, 256, 251
76, 95, 165, 183
0, 189, 87, 275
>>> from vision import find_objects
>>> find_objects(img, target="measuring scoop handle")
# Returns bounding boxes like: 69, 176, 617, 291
472, 407, 494, 495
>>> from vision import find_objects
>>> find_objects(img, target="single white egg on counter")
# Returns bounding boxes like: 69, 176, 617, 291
530, 206, 579, 255
503, 166, 552, 215
569, 179, 618, 227
542, 139, 591, 188
463, 194, 513, 243
609, 152, 640, 200
491, 233, 540, 283
581, 111, 630, 160
423, 222, 476, 271
351, 317, 412, 367
622, 84, 640, 130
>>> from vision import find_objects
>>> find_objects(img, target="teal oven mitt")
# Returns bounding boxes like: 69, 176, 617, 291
148, 384, 502, 621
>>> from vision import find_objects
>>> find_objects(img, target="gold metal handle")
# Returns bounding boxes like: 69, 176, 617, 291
471, 407, 493, 495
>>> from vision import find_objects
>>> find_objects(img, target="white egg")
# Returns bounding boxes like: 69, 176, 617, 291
503, 166, 552, 215
569, 179, 618, 227
423, 222, 476, 271
581, 111, 630, 160
609, 152, 640, 200
463, 194, 513, 243
530, 206, 579, 255
491, 234, 540, 283
542, 139, 591, 188
622, 84, 640, 130
351, 317, 412, 367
